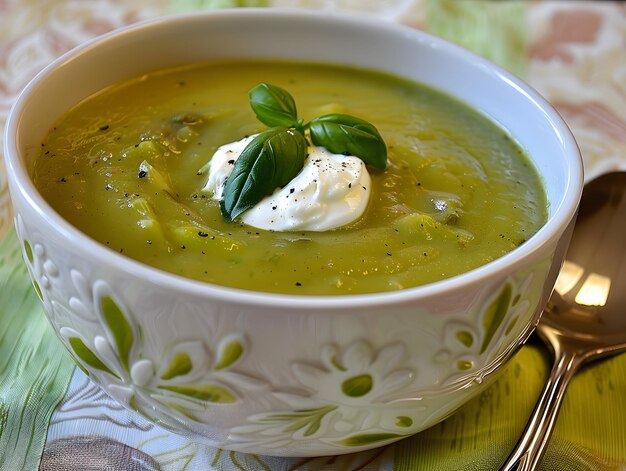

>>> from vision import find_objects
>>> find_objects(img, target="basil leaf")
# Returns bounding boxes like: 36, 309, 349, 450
308, 114, 387, 170
249, 83, 299, 128
221, 128, 307, 220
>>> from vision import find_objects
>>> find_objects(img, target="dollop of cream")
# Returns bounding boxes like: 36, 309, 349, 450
201, 135, 371, 231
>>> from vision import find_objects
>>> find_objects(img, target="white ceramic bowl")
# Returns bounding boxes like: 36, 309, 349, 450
3, 9, 582, 456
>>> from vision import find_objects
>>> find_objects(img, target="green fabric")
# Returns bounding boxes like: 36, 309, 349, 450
0, 229, 75, 469
426, 0, 527, 78
395, 345, 626, 470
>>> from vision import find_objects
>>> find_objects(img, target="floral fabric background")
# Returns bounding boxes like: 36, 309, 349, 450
0, 1, 625, 470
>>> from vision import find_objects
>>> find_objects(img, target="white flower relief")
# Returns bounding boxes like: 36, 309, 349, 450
52, 281, 264, 425
230, 340, 418, 450
294, 341, 415, 406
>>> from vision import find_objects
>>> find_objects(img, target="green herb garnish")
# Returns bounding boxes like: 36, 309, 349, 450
220, 83, 387, 221
220, 127, 307, 220
308, 114, 387, 171
248, 82, 303, 129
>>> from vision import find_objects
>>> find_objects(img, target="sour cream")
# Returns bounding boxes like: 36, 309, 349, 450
202, 135, 371, 231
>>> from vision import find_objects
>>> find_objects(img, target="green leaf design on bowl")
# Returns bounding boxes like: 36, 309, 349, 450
330, 354, 346, 372
480, 283, 512, 354
342, 374, 373, 397
158, 384, 237, 403
68, 337, 119, 379
23, 240, 33, 264
32, 280, 43, 301
160, 352, 192, 380
336, 432, 407, 447
100, 296, 134, 372
396, 416, 413, 428
265, 405, 337, 437
505, 315, 519, 336
456, 330, 474, 348
215, 339, 243, 370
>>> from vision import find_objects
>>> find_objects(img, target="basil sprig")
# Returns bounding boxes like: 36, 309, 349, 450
219, 83, 387, 221
221, 128, 307, 220
249, 83, 303, 129
308, 114, 387, 171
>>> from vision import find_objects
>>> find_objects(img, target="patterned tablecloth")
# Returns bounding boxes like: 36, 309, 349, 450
1, 1, 626, 470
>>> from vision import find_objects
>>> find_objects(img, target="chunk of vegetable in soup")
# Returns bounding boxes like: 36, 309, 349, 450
33, 61, 547, 295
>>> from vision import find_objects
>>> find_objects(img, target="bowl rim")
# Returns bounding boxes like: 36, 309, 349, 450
3, 8, 584, 310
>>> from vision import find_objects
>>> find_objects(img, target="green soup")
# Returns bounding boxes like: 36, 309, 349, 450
33, 61, 547, 295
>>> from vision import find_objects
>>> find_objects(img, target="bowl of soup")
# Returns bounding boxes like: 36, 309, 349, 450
3, 9, 582, 456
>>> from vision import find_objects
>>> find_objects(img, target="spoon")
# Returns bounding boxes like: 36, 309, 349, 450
500, 171, 626, 471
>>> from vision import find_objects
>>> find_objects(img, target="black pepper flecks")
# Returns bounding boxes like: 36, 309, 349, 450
99, 124, 110, 131
198, 231, 209, 237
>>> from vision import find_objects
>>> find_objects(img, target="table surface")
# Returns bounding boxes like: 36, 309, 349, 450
1, 1, 626, 470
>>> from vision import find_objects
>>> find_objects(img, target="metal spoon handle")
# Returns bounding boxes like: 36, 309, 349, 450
499, 349, 584, 471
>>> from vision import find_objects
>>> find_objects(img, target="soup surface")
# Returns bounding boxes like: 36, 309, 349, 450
33, 61, 547, 295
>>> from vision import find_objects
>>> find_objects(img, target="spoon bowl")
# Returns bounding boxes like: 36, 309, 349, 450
501, 171, 626, 470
